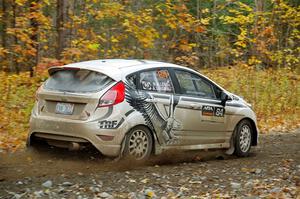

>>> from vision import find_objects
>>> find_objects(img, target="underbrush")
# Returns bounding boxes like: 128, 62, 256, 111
0, 66, 299, 152
202, 65, 299, 133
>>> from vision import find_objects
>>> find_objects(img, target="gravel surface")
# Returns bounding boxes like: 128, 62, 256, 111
0, 129, 300, 198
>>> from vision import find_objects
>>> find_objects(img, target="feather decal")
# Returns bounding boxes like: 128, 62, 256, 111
124, 81, 182, 145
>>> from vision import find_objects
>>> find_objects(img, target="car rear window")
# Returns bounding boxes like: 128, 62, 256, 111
44, 69, 113, 93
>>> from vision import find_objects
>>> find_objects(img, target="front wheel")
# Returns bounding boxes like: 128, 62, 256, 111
124, 126, 153, 160
234, 120, 253, 157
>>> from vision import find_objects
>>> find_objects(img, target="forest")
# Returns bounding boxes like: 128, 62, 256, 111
0, 0, 299, 152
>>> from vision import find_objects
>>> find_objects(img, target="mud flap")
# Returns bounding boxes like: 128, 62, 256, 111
115, 136, 127, 161
225, 129, 236, 155
26, 134, 32, 147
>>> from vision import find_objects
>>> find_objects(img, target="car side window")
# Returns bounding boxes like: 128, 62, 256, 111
139, 69, 174, 93
126, 74, 137, 89
175, 70, 216, 99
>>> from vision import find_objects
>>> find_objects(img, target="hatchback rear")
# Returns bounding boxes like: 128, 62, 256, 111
28, 62, 133, 156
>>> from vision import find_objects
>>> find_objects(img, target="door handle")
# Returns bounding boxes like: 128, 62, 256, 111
145, 98, 158, 103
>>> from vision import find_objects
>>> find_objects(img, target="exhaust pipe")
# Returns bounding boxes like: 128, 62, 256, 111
69, 142, 81, 151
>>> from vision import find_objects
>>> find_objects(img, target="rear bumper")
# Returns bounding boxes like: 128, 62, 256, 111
29, 115, 128, 157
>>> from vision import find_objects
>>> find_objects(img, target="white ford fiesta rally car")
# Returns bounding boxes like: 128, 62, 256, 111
28, 59, 259, 160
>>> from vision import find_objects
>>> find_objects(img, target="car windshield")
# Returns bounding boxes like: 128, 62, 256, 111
44, 69, 113, 93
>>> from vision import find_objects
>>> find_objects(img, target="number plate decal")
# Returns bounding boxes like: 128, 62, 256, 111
55, 102, 74, 115
202, 105, 224, 117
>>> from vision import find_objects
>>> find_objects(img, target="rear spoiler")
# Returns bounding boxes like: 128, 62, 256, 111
48, 66, 121, 81
48, 66, 78, 76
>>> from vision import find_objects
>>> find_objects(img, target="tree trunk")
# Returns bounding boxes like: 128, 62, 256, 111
1, 0, 8, 71
29, 0, 40, 77
0, 0, 5, 47
56, 0, 69, 59
11, 1, 19, 73
255, 0, 265, 12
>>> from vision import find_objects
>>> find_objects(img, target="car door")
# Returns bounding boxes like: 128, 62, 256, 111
136, 68, 183, 146
170, 69, 229, 145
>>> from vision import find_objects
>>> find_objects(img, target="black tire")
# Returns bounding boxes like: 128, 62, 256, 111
124, 126, 153, 160
234, 120, 253, 157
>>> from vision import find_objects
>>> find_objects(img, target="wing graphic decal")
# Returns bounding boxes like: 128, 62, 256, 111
125, 82, 182, 145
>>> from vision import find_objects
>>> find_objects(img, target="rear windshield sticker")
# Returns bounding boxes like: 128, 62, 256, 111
157, 70, 169, 79
202, 105, 225, 117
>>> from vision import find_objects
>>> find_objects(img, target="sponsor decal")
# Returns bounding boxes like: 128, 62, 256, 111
202, 105, 225, 117
98, 118, 124, 129
98, 120, 118, 129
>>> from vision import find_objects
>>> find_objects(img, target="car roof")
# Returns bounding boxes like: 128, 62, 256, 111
48, 59, 185, 80
48, 59, 225, 91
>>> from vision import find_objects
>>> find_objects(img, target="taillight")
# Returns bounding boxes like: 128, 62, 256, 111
98, 81, 125, 107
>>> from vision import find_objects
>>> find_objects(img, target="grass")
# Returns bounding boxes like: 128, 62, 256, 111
0, 65, 299, 152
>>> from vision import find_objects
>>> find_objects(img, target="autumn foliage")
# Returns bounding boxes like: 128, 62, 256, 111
0, 0, 299, 70
0, 0, 299, 152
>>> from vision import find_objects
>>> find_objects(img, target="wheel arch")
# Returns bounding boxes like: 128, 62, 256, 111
120, 124, 157, 157
236, 117, 258, 146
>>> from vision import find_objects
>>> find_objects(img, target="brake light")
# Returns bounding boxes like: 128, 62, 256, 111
98, 81, 125, 107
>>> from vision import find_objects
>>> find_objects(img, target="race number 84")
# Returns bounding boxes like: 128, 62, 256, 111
215, 107, 225, 117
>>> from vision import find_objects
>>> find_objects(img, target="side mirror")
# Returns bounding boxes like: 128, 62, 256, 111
220, 92, 229, 106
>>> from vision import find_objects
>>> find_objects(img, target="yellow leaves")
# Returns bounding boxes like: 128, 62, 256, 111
61, 48, 83, 62
248, 56, 262, 66
174, 4, 187, 12
179, 44, 192, 52
236, 2, 253, 12
234, 28, 248, 48
122, 10, 158, 49
87, 43, 100, 50
220, 13, 254, 25
122, 19, 130, 28
42, 0, 50, 6
0, 47, 8, 57
177, 39, 196, 52
234, 41, 247, 48
175, 53, 199, 67
110, 37, 118, 43
201, 8, 209, 14
15, 0, 26, 6
200, 18, 210, 25
99, 2, 124, 18
166, 18, 177, 29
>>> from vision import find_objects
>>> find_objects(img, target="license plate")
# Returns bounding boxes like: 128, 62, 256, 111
55, 102, 74, 115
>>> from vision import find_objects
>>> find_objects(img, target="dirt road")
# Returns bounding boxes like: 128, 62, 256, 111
1, 130, 300, 198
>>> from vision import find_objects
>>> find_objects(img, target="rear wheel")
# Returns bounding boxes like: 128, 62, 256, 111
234, 120, 252, 157
124, 126, 153, 160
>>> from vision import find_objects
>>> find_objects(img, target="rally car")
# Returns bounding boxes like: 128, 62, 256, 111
28, 59, 258, 160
